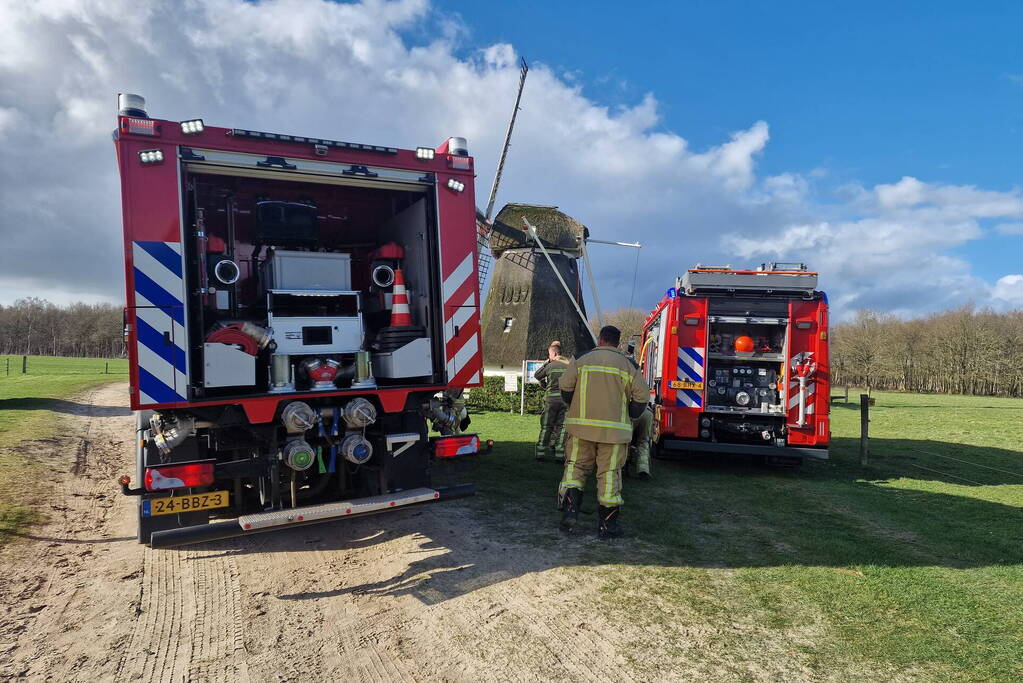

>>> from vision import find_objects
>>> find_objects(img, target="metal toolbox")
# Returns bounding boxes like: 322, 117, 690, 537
262, 249, 351, 291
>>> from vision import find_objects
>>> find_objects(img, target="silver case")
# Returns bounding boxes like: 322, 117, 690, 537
372, 337, 433, 378
262, 250, 352, 291
204, 343, 256, 387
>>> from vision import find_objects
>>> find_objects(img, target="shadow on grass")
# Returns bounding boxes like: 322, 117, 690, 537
166, 428, 1023, 610
0, 397, 129, 418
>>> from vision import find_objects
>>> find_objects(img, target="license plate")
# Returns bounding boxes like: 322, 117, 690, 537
670, 380, 704, 391
143, 491, 229, 517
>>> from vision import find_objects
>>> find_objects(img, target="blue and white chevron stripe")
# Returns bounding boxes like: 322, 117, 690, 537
132, 241, 188, 405
676, 345, 704, 408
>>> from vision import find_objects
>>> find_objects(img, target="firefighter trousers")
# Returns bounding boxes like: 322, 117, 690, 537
559, 436, 625, 507
631, 408, 653, 475
536, 400, 567, 459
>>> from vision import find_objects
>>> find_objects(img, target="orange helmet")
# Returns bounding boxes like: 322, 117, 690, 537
734, 336, 755, 353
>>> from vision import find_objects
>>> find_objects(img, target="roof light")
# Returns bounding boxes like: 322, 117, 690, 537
144, 462, 215, 491
416, 147, 435, 160
446, 178, 465, 193
118, 93, 148, 118
447, 136, 468, 155
180, 119, 204, 135
138, 149, 164, 164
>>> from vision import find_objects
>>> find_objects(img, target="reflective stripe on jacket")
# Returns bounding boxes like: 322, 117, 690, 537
560, 346, 649, 444
534, 357, 570, 399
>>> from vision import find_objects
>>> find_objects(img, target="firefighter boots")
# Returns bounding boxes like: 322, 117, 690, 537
598, 505, 623, 539
559, 488, 582, 533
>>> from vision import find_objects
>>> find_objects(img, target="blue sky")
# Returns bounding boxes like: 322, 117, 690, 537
436, 0, 1023, 286
1, 0, 1021, 316
437, 1, 1020, 189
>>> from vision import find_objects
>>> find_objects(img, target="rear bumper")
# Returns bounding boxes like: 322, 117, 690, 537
149, 484, 475, 549
660, 439, 829, 460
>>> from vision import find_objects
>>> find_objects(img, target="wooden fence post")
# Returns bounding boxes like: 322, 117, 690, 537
844, 385, 849, 403
21, 355, 27, 374
105, 361, 109, 374
859, 393, 870, 466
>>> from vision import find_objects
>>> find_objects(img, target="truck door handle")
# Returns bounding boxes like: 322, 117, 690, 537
454, 325, 460, 337
163, 331, 173, 346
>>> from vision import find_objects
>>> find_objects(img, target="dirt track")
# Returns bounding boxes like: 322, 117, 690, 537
0, 383, 651, 682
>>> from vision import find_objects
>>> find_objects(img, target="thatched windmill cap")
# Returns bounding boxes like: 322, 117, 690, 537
490, 203, 586, 257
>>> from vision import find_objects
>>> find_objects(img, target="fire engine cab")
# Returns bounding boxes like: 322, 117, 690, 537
640, 264, 829, 462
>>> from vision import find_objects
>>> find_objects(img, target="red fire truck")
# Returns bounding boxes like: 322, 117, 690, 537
639, 264, 829, 463
113, 94, 484, 547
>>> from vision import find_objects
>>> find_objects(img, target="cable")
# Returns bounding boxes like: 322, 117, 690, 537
906, 463, 984, 486
910, 448, 1023, 480
628, 246, 641, 309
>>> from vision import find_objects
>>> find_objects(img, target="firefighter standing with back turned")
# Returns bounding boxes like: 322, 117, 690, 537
558, 326, 649, 538
534, 341, 570, 460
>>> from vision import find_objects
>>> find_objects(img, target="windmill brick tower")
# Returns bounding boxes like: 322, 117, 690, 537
481, 203, 595, 370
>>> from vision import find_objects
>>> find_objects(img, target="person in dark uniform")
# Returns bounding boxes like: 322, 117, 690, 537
534, 341, 570, 460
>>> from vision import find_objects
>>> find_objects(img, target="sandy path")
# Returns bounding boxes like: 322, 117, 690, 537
0, 384, 639, 682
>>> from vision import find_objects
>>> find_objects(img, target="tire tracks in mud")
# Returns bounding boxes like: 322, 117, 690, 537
1, 382, 727, 682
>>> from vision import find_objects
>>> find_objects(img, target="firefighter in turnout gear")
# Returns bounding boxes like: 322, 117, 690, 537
534, 341, 571, 460
558, 326, 649, 538
630, 404, 653, 479
624, 339, 653, 480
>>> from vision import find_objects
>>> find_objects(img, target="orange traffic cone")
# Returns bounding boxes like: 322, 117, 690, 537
389, 268, 413, 327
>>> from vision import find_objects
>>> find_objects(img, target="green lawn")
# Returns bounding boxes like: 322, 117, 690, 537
466, 392, 1023, 681
0, 356, 126, 544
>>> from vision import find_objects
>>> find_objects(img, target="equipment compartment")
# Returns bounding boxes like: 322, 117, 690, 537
182, 169, 442, 400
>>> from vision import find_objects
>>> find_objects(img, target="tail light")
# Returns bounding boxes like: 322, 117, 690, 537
432, 434, 480, 458
144, 462, 215, 491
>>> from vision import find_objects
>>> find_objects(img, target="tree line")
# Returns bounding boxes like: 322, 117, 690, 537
5, 296, 1023, 398
0, 298, 124, 359
831, 307, 1023, 398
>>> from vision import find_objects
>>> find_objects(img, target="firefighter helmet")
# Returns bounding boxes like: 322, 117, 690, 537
734, 336, 755, 353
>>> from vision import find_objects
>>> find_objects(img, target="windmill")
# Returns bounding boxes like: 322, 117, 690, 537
475, 59, 642, 369
481, 204, 596, 369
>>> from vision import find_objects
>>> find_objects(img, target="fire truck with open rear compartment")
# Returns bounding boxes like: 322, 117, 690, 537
113, 94, 484, 547
639, 264, 829, 463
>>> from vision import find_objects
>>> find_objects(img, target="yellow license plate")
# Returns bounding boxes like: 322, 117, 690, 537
670, 380, 704, 391
143, 491, 229, 517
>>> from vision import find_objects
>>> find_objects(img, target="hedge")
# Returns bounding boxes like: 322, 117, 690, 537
465, 376, 548, 414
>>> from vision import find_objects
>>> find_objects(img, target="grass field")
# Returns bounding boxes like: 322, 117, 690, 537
1, 357, 1020, 679
0, 356, 126, 544
467, 392, 1023, 681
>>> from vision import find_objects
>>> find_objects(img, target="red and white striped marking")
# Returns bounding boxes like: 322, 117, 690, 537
442, 252, 482, 385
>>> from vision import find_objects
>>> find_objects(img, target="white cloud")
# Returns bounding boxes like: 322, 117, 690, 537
0, 0, 1018, 321
993, 274, 1023, 304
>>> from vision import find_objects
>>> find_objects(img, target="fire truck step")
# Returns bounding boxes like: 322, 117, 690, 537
149, 484, 475, 549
